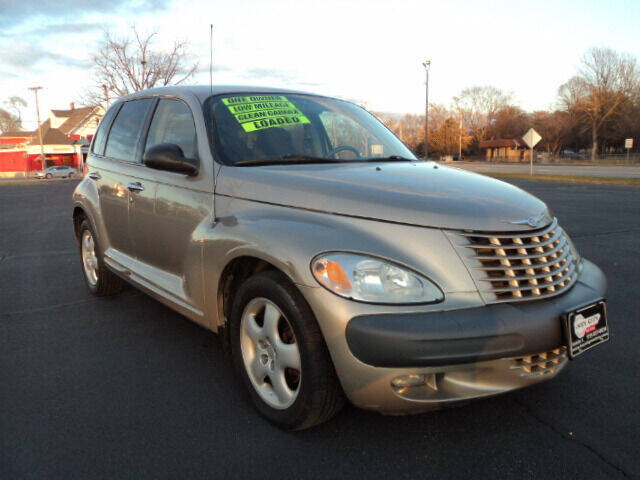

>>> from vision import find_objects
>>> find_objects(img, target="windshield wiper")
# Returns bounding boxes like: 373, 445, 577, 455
235, 155, 346, 167
360, 155, 417, 162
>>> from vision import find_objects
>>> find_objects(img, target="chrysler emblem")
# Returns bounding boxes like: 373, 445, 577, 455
506, 212, 550, 228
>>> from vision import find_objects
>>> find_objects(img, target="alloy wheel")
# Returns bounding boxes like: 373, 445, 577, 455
240, 297, 302, 409
81, 230, 99, 286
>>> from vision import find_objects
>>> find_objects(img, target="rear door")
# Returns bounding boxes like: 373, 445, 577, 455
89, 98, 154, 263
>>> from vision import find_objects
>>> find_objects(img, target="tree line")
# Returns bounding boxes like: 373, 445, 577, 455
376, 48, 640, 160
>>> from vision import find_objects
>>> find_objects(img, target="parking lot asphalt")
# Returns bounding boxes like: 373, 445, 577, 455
1, 180, 639, 479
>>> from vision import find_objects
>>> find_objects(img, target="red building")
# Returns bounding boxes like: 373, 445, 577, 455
0, 104, 103, 178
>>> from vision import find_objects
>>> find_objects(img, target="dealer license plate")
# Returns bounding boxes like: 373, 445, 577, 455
565, 301, 609, 358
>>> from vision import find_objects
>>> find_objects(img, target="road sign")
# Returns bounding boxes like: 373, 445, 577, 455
625, 138, 633, 149
522, 128, 542, 149
522, 128, 542, 175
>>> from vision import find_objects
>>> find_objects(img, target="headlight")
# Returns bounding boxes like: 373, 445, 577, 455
311, 253, 443, 304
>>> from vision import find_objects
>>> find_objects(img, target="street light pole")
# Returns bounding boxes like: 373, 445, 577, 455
459, 112, 463, 160
28, 86, 45, 171
422, 60, 431, 160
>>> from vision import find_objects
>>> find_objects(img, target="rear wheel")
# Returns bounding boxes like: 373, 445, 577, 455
230, 271, 345, 430
78, 219, 124, 296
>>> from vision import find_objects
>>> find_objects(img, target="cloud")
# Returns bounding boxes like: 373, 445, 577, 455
243, 68, 299, 84
0, 69, 19, 79
0, 42, 91, 70
239, 68, 320, 88
194, 64, 235, 75
18, 21, 105, 36
0, 0, 171, 27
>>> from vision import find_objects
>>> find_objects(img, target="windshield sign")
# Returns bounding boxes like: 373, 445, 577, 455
222, 95, 311, 132
208, 93, 417, 166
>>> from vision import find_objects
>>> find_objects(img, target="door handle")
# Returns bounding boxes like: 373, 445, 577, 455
88, 172, 101, 180
127, 182, 144, 192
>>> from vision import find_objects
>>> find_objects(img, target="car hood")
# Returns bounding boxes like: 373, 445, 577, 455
216, 161, 550, 231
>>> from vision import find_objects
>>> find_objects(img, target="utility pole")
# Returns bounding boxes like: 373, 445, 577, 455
422, 60, 431, 160
458, 112, 463, 160
28, 86, 45, 171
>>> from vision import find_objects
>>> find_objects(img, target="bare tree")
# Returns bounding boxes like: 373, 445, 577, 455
0, 96, 27, 133
429, 116, 472, 156
559, 47, 639, 160
487, 105, 530, 140
85, 26, 199, 107
453, 86, 513, 148
531, 110, 574, 156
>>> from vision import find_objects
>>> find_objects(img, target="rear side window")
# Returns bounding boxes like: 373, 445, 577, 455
91, 105, 120, 156
104, 99, 153, 162
145, 99, 198, 159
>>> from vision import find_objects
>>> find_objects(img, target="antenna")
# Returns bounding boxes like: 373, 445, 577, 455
209, 24, 214, 95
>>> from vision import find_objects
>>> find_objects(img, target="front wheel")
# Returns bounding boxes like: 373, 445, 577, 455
45, 173, 52, 179
230, 271, 345, 430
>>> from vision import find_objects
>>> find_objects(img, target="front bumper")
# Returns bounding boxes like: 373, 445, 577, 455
303, 259, 607, 414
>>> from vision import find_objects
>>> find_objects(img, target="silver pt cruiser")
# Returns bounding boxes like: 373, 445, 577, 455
72, 86, 610, 430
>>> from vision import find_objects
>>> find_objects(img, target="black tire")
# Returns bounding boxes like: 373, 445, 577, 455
45, 173, 52, 179
78, 218, 124, 296
230, 270, 345, 430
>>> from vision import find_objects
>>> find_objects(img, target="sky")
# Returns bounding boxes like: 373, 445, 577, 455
1, 0, 640, 130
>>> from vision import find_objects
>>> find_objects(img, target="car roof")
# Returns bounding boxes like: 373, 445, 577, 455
119, 85, 318, 104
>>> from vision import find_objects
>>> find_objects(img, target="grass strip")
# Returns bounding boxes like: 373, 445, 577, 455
482, 172, 640, 186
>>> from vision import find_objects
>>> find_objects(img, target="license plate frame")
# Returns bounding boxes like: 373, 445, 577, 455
565, 300, 609, 359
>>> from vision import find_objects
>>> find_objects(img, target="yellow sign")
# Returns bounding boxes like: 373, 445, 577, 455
222, 95, 311, 132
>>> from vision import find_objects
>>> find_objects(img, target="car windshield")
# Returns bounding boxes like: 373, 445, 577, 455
206, 93, 417, 166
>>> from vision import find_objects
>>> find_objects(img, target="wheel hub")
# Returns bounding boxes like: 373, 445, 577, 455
258, 337, 277, 371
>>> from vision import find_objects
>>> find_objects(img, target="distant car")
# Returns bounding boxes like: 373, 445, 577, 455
35, 166, 76, 179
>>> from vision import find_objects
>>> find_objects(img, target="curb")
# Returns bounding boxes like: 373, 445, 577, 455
0, 178, 82, 187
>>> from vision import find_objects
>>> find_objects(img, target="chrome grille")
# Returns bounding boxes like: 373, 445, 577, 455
449, 218, 581, 304
511, 347, 568, 376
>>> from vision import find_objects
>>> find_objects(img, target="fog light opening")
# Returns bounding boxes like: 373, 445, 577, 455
391, 374, 424, 388
391, 373, 439, 391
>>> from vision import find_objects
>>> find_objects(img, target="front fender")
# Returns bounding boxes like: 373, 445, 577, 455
203, 195, 481, 330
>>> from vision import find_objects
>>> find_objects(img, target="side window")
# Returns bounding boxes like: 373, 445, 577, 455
145, 99, 197, 159
104, 99, 153, 162
91, 104, 120, 156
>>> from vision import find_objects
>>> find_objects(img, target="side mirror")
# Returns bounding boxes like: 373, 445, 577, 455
143, 143, 199, 176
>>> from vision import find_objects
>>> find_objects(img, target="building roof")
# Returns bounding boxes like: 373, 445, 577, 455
57, 106, 97, 135
26, 105, 99, 146
28, 119, 75, 146
0, 130, 34, 138
51, 109, 74, 117
479, 138, 527, 149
